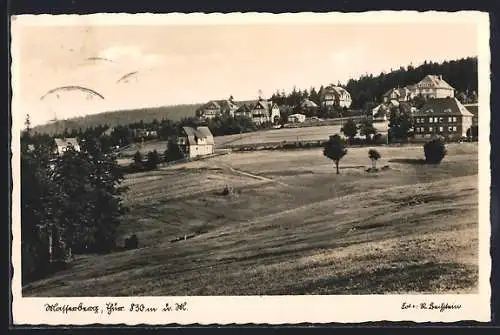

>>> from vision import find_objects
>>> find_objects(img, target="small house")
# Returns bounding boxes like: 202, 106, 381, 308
53, 138, 80, 155
177, 126, 215, 159
287, 113, 306, 123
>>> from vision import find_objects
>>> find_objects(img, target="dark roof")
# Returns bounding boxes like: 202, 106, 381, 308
414, 97, 474, 117
463, 104, 478, 117
181, 126, 214, 146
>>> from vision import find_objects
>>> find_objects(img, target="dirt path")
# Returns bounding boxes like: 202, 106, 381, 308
216, 162, 291, 188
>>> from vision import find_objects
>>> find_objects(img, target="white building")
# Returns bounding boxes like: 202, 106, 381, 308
53, 138, 80, 155
177, 126, 215, 159
321, 85, 352, 109
287, 113, 306, 123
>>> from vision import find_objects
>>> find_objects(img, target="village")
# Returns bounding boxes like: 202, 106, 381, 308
49, 73, 478, 164
20, 58, 481, 297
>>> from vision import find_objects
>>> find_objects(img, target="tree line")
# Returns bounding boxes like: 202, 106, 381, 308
20, 116, 128, 285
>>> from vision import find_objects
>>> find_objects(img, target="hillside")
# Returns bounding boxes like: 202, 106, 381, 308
31, 103, 203, 135
23, 143, 478, 296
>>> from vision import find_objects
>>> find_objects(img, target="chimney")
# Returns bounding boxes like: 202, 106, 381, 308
439, 75, 443, 80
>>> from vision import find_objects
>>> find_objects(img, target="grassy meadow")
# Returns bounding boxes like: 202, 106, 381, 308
23, 142, 478, 296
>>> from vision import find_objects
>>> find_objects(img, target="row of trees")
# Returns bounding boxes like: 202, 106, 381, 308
21, 116, 128, 284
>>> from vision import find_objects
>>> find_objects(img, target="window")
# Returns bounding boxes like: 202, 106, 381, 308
448, 126, 453, 132
452, 117, 457, 122
438, 117, 444, 123
429, 117, 433, 123
434, 117, 439, 123
429, 127, 433, 132
444, 108, 452, 114
448, 117, 452, 122
452, 126, 457, 132
439, 126, 443, 132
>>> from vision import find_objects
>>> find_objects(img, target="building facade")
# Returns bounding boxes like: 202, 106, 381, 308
413, 97, 473, 140
195, 99, 239, 119
287, 113, 306, 123
407, 75, 455, 99
177, 126, 215, 159
321, 85, 352, 109
250, 100, 281, 125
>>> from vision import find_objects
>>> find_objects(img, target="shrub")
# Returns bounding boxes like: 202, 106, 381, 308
373, 134, 387, 145
368, 149, 381, 169
125, 234, 139, 250
423, 137, 447, 164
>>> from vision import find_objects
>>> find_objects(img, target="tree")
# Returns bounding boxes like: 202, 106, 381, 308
423, 137, 447, 164
341, 119, 358, 143
388, 107, 413, 142
358, 120, 378, 143
368, 149, 381, 169
323, 134, 348, 175
165, 138, 185, 162
466, 125, 478, 140
146, 150, 160, 170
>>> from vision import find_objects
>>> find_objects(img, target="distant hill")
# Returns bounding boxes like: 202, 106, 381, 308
32, 103, 203, 135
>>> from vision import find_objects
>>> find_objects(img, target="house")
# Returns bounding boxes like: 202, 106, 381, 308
407, 75, 455, 99
196, 99, 239, 119
463, 103, 479, 126
233, 104, 253, 119
413, 97, 474, 140
287, 113, 306, 123
372, 104, 390, 122
250, 99, 281, 125
177, 126, 215, 159
320, 85, 352, 109
54, 138, 80, 155
297, 99, 319, 116
382, 87, 414, 103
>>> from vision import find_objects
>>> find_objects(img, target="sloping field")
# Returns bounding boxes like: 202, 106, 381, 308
215, 122, 388, 147
23, 143, 479, 296
118, 122, 389, 156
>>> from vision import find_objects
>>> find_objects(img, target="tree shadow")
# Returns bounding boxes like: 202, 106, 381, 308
388, 158, 426, 165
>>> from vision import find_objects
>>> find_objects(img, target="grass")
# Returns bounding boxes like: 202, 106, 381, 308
22, 142, 479, 296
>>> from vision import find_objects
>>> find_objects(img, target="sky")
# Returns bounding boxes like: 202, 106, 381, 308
11, 14, 481, 127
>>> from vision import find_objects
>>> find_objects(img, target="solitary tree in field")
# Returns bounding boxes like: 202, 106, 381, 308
368, 149, 381, 169
341, 119, 358, 144
323, 134, 348, 175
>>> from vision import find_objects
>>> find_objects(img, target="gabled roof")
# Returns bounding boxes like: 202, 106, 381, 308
300, 99, 318, 108
324, 85, 351, 98
416, 75, 454, 90
181, 126, 215, 146
197, 99, 239, 112
414, 97, 474, 117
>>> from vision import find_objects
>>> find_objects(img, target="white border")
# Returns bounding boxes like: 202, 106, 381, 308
11, 11, 492, 325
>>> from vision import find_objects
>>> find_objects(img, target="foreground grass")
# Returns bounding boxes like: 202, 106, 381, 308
23, 143, 479, 296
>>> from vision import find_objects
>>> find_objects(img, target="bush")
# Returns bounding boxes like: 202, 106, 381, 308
124, 234, 139, 250
423, 137, 447, 164
373, 134, 387, 145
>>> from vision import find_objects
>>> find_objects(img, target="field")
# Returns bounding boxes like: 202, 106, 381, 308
117, 121, 389, 157
23, 143, 479, 296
